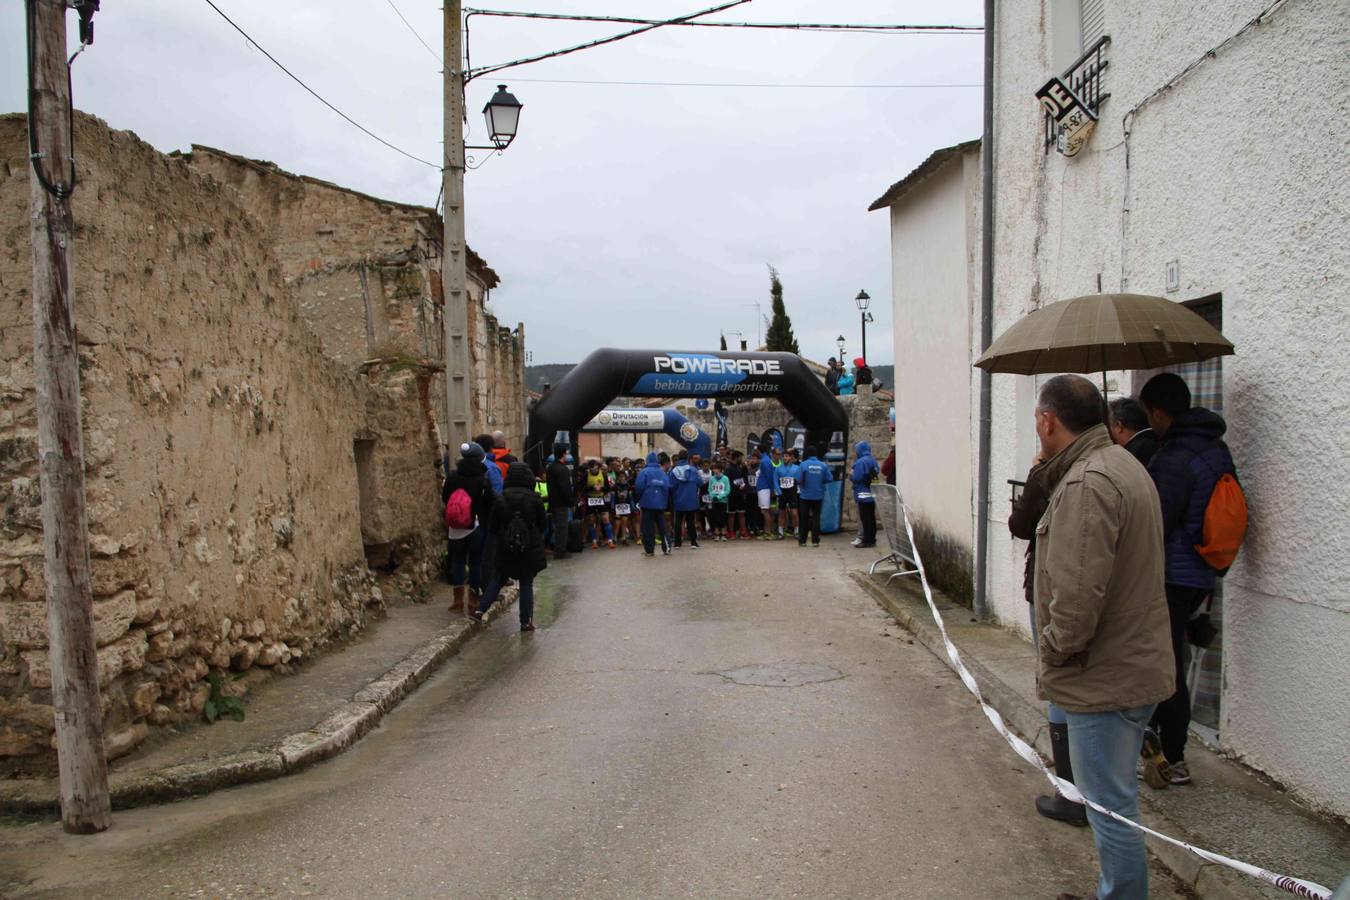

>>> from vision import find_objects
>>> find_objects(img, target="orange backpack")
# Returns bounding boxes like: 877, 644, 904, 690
1195, 472, 1248, 572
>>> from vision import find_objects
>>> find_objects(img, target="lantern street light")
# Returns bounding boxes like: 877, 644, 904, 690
480, 85, 523, 151
854, 289, 874, 363
836, 334, 847, 361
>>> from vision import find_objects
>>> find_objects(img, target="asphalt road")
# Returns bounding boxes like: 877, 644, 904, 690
0, 538, 1184, 899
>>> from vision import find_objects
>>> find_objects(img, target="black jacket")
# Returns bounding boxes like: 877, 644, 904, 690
441, 458, 494, 529
490, 463, 549, 579
545, 460, 574, 510
1146, 408, 1234, 590
1124, 428, 1161, 467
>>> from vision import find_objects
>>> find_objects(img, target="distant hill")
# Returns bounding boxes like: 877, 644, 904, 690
526, 364, 574, 393
870, 364, 894, 388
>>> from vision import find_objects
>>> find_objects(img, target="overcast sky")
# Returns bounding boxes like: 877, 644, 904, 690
1, 1, 984, 366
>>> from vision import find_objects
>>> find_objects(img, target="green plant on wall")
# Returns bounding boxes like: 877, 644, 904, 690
204, 671, 246, 724
763, 266, 799, 354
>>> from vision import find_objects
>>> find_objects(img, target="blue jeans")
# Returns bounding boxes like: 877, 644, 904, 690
448, 528, 486, 591
1064, 704, 1157, 900
477, 574, 534, 626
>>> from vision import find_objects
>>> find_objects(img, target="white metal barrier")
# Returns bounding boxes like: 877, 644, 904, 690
868, 483, 920, 583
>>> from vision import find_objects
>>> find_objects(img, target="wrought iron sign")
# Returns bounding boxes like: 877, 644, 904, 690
1039, 35, 1111, 157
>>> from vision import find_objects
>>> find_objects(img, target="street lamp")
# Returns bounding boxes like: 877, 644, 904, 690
836, 334, 847, 361
854, 289, 874, 363
480, 85, 522, 151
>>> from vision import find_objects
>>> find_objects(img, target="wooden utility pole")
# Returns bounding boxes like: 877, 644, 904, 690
26, 0, 111, 833
442, 0, 471, 457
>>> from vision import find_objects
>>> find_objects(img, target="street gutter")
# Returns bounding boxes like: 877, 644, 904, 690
0, 587, 517, 817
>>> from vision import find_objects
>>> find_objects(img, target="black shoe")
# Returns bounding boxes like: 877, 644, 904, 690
520, 622, 535, 632
1037, 722, 1088, 826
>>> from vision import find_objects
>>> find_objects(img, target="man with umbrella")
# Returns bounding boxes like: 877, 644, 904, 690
1031, 374, 1174, 900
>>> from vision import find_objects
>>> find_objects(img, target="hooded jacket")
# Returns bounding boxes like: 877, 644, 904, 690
755, 454, 779, 493
836, 372, 856, 395
1033, 425, 1175, 713
850, 441, 880, 502
634, 453, 671, 511
668, 458, 702, 512
797, 454, 833, 501
489, 463, 548, 580
441, 456, 494, 531
1146, 408, 1235, 589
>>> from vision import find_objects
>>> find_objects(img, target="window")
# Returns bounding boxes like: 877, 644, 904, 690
1080, 0, 1106, 51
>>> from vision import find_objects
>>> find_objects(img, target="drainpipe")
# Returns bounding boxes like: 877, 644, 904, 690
973, 0, 996, 621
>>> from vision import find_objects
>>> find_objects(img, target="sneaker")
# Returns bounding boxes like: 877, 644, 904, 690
1139, 728, 1171, 790
1168, 761, 1192, 786
662, 547, 671, 556
850, 538, 863, 547
520, 622, 535, 632
811, 541, 820, 547
469, 610, 484, 623
606, 540, 616, 549
591, 541, 599, 549
691, 542, 701, 549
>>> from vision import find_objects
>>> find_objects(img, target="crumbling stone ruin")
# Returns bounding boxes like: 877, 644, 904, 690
0, 112, 526, 772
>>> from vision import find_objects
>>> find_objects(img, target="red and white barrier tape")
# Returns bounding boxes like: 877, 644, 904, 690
892, 504, 1332, 899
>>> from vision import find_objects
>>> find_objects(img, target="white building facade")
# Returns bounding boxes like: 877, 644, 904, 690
980, 0, 1349, 819
885, 0, 1350, 820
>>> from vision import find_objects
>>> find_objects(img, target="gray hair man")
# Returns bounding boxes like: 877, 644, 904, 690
1033, 374, 1174, 900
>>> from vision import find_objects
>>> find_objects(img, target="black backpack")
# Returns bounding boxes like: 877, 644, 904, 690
503, 507, 531, 556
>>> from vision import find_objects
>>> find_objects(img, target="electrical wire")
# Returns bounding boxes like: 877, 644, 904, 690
25, 0, 78, 199
501, 76, 982, 89
200, 0, 440, 169
463, 9, 982, 34
382, 0, 442, 64
467, 0, 752, 82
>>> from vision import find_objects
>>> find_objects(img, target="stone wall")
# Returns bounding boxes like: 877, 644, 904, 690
0, 114, 443, 771
185, 147, 528, 454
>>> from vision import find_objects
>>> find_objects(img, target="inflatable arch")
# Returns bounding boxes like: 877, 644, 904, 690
580, 407, 713, 460
525, 349, 848, 472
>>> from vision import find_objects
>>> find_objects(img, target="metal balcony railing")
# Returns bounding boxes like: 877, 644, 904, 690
1044, 35, 1111, 151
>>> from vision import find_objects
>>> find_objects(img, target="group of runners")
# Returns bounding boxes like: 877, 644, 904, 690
554, 443, 833, 550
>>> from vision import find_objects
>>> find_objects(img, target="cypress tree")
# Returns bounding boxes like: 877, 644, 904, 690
763, 266, 799, 354
720, 333, 728, 351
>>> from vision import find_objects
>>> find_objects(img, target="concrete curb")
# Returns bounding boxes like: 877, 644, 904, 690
851, 572, 1267, 900
0, 588, 518, 817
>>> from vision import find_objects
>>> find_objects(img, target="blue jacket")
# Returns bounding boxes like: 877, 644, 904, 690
777, 461, 801, 492
668, 460, 702, 512
837, 373, 856, 395
485, 461, 504, 495
850, 441, 880, 502
797, 455, 833, 501
1146, 408, 1234, 590
756, 455, 779, 493
635, 453, 671, 511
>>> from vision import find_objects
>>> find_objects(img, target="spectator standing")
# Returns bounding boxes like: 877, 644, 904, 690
881, 445, 897, 486
825, 358, 843, 395
441, 442, 495, 616
473, 463, 547, 632
668, 450, 703, 549
850, 441, 880, 548
1032, 374, 1174, 900
474, 433, 504, 495
489, 429, 517, 480
1108, 397, 1161, 467
756, 443, 782, 540
635, 451, 672, 556
836, 370, 856, 396
1138, 373, 1235, 788
545, 445, 574, 559
796, 446, 832, 547
853, 357, 873, 387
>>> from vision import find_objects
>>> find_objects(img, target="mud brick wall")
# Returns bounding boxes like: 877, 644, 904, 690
0, 114, 443, 771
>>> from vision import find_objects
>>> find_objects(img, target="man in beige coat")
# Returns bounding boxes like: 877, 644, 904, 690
1033, 375, 1174, 900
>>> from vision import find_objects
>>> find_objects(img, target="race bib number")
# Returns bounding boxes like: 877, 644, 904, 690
587, 496, 606, 507
779, 477, 795, 489
614, 503, 632, 516
702, 494, 713, 506
733, 478, 745, 488
856, 491, 875, 502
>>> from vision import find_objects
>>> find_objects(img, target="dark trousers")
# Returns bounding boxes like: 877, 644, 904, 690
709, 504, 728, 530
673, 510, 699, 546
550, 505, 570, 558
1151, 584, 1208, 763
799, 499, 822, 545
641, 508, 669, 553
858, 501, 877, 546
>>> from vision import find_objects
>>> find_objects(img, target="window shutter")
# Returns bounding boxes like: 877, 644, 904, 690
1080, 0, 1106, 49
